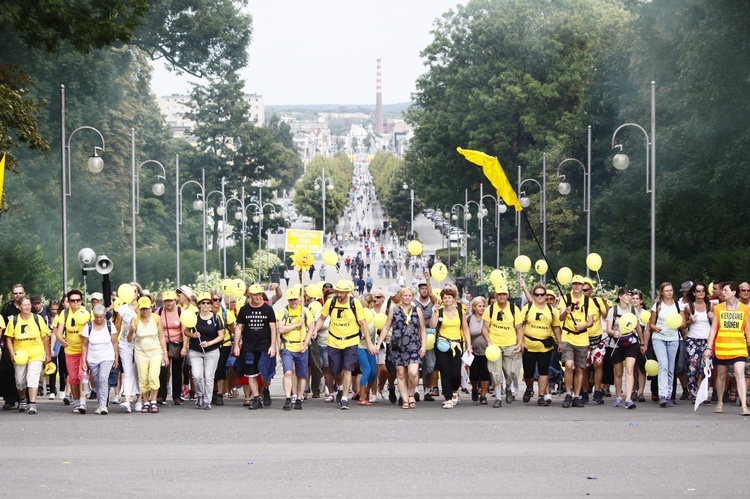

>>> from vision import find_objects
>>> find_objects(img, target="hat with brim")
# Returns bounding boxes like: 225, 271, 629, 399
248, 284, 264, 294
387, 283, 402, 298
571, 275, 585, 285
495, 286, 509, 295
286, 288, 300, 300
163, 290, 177, 301
90, 292, 103, 301
333, 280, 353, 292
138, 296, 152, 309
177, 285, 193, 299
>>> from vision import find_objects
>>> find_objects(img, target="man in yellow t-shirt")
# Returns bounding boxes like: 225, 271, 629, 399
558, 275, 594, 408
311, 280, 372, 410
278, 286, 314, 410
482, 285, 523, 408
582, 279, 610, 404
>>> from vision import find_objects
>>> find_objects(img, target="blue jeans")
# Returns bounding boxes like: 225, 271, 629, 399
652, 338, 678, 398
357, 348, 377, 386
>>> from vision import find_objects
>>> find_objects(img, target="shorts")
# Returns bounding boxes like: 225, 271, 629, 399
422, 348, 436, 375
377, 344, 396, 373
15, 361, 43, 391
469, 354, 491, 382
258, 351, 276, 380
587, 337, 606, 366
237, 350, 262, 378
712, 356, 746, 367
65, 353, 83, 386
328, 344, 358, 376
610, 335, 640, 364
319, 345, 330, 369
522, 349, 553, 378
561, 343, 588, 369
281, 349, 310, 379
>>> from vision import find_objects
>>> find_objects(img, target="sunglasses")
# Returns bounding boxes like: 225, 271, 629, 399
374, 295, 384, 299
200, 301, 212, 305
212, 297, 222, 301
69, 298, 82, 303
582, 288, 591, 292
534, 293, 546, 297
740, 289, 750, 292
695, 288, 706, 292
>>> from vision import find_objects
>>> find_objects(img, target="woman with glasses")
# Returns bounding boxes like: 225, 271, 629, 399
682, 282, 713, 401
520, 283, 562, 406
183, 292, 224, 410
647, 282, 684, 407
156, 290, 185, 406
81, 305, 118, 415
211, 291, 234, 406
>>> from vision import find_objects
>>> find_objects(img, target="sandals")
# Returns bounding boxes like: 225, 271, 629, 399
243, 398, 252, 407
150, 402, 159, 413
401, 402, 410, 409
358, 399, 372, 406
741, 407, 750, 416
325, 394, 335, 403
408, 397, 417, 409
141, 403, 150, 413
715, 404, 724, 413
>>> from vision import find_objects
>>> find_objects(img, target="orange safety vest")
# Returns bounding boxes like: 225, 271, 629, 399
713, 301, 749, 360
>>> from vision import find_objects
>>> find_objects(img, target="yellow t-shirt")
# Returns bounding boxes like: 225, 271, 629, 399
6, 314, 51, 362
482, 302, 522, 347
522, 303, 561, 353
587, 296, 607, 338
53, 308, 86, 354
558, 294, 591, 347
280, 305, 313, 353
220, 309, 237, 346
0, 315, 6, 329
321, 297, 365, 349
437, 308, 463, 341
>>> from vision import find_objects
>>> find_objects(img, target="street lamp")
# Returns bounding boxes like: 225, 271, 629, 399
226, 185, 253, 283
451, 200, 471, 277
465, 187, 492, 281
206, 177, 228, 278
131, 128, 167, 282
313, 168, 334, 234
246, 185, 277, 282
176, 163, 207, 289
517, 162, 547, 259
403, 181, 414, 239
60, 84, 106, 293
555, 127, 592, 275
612, 81, 657, 301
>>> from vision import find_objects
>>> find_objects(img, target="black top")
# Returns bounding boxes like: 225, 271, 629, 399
189, 313, 223, 353
236, 303, 276, 352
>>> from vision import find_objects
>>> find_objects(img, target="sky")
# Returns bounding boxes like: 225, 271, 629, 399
150, 0, 466, 105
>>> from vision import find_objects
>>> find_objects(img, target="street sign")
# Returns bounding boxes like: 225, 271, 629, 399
285, 229, 324, 253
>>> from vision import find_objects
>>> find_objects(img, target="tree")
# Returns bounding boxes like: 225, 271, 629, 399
294, 154, 353, 231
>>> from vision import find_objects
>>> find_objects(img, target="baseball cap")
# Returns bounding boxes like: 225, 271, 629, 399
196, 292, 212, 303
617, 286, 631, 296
163, 290, 177, 301
571, 275, 585, 285
138, 296, 152, 309
387, 283, 402, 298
90, 292, 103, 301
248, 284, 264, 294
417, 279, 427, 287
495, 285, 509, 294
286, 287, 301, 300
176, 285, 193, 299
680, 281, 694, 292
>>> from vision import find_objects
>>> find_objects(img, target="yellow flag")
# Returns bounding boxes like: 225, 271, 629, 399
456, 147, 522, 211
0, 154, 5, 206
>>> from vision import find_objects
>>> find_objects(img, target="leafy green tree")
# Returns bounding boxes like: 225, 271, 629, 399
294, 154, 353, 231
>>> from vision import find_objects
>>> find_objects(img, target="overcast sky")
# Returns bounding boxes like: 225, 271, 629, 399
150, 0, 465, 105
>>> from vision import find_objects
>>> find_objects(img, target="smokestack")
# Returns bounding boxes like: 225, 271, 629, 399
375, 58, 383, 134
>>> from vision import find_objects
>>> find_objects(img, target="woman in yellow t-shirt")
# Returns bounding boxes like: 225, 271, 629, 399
5, 297, 53, 414
128, 296, 168, 413
520, 283, 562, 406
429, 288, 471, 409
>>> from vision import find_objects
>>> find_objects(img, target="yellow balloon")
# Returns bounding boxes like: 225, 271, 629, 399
665, 312, 683, 330
485, 344, 501, 362
431, 289, 441, 301
74, 308, 91, 326
232, 279, 245, 298
407, 240, 423, 256
180, 309, 198, 328
490, 269, 504, 287
586, 253, 603, 272
13, 351, 29, 365
308, 301, 322, 315
425, 334, 436, 350
535, 259, 548, 275
514, 255, 532, 273
44, 361, 57, 375
221, 279, 233, 295
645, 359, 659, 376
431, 263, 448, 282
322, 250, 339, 266
618, 313, 638, 334
117, 283, 135, 303
557, 267, 573, 286
363, 308, 374, 325
306, 283, 322, 299
373, 313, 387, 330
639, 310, 652, 325
519, 367, 525, 379
708, 282, 714, 296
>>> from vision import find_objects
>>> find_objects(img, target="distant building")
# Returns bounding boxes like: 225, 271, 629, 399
156, 93, 265, 141
283, 117, 334, 165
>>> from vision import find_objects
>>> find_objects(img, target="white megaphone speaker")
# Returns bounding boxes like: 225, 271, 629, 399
95, 255, 113, 275
78, 248, 97, 266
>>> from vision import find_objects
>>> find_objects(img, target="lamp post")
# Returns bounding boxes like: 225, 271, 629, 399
556, 128, 592, 275
517, 162, 547, 258
451, 200, 470, 277
131, 128, 167, 282
60, 85, 106, 293
176, 165, 207, 289
206, 177, 228, 278
465, 186, 490, 281
402, 181, 414, 239
612, 81, 656, 301
313, 168, 334, 234
246, 186, 277, 282
478, 186, 506, 271
227, 185, 252, 282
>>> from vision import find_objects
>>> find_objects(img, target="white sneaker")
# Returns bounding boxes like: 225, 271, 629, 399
369, 395, 377, 403
134, 402, 142, 412
49, 393, 56, 400
443, 400, 454, 409
120, 402, 131, 413
94, 406, 103, 415
100, 406, 108, 415
380, 389, 388, 401
113, 396, 121, 404
58, 392, 66, 400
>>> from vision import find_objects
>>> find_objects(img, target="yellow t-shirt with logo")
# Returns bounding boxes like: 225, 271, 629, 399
321, 297, 365, 349
280, 305, 313, 353
587, 296, 607, 338
6, 315, 51, 362
482, 302, 522, 347
522, 303, 561, 353
558, 294, 591, 347
53, 308, 86, 354
437, 308, 464, 341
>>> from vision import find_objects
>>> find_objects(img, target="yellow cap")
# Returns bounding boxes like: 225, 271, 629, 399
197, 292, 212, 304
286, 287, 301, 300
163, 290, 177, 301
248, 284, 264, 294
495, 285, 509, 294
583, 277, 594, 288
571, 275, 585, 284
138, 296, 152, 309
333, 280, 352, 292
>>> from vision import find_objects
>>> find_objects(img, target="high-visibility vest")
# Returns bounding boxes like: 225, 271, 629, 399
713, 302, 749, 360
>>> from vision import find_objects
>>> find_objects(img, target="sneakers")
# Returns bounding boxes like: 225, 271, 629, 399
215, 396, 224, 406
388, 386, 397, 404
283, 398, 292, 411
680, 389, 690, 400
369, 395, 377, 403
493, 399, 502, 408
58, 392, 67, 400
63, 395, 72, 405
593, 390, 604, 404
479, 395, 488, 405
544, 394, 552, 406
572, 397, 584, 408
471, 388, 479, 402
249, 396, 263, 410
94, 406, 108, 415
637, 394, 646, 403
506, 389, 514, 405
73, 404, 86, 414
19, 399, 27, 412
339, 399, 350, 410
424, 393, 435, 402
665, 398, 674, 408
581, 392, 589, 405
522, 388, 533, 404
120, 402, 131, 413
659, 396, 668, 408
562, 394, 573, 408
203, 403, 212, 410
379, 389, 388, 401
27, 404, 37, 415
625, 399, 636, 409
263, 388, 272, 406
196, 396, 204, 409
294, 399, 302, 410
336, 390, 343, 404
49, 393, 56, 400
414, 390, 420, 402
443, 400, 454, 409
537, 396, 545, 406
134, 402, 143, 412
613, 397, 623, 408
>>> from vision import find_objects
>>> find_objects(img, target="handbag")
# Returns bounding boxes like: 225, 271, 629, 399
167, 342, 182, 359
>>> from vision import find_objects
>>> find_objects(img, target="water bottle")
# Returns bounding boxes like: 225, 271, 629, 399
82, 371, 90, 392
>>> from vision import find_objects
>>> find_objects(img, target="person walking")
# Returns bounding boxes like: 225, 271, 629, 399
81, 305, 118, 414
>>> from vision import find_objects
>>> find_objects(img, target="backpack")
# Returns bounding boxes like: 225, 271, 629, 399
688, 301, 713, 325
328, 296, 357, 319
12, 313, 44, 334
488, 302, 518, 323
85, 320, 116, 337
523, 303, 555, 323
564, 293, 590, 317
435, 306, 463, 338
